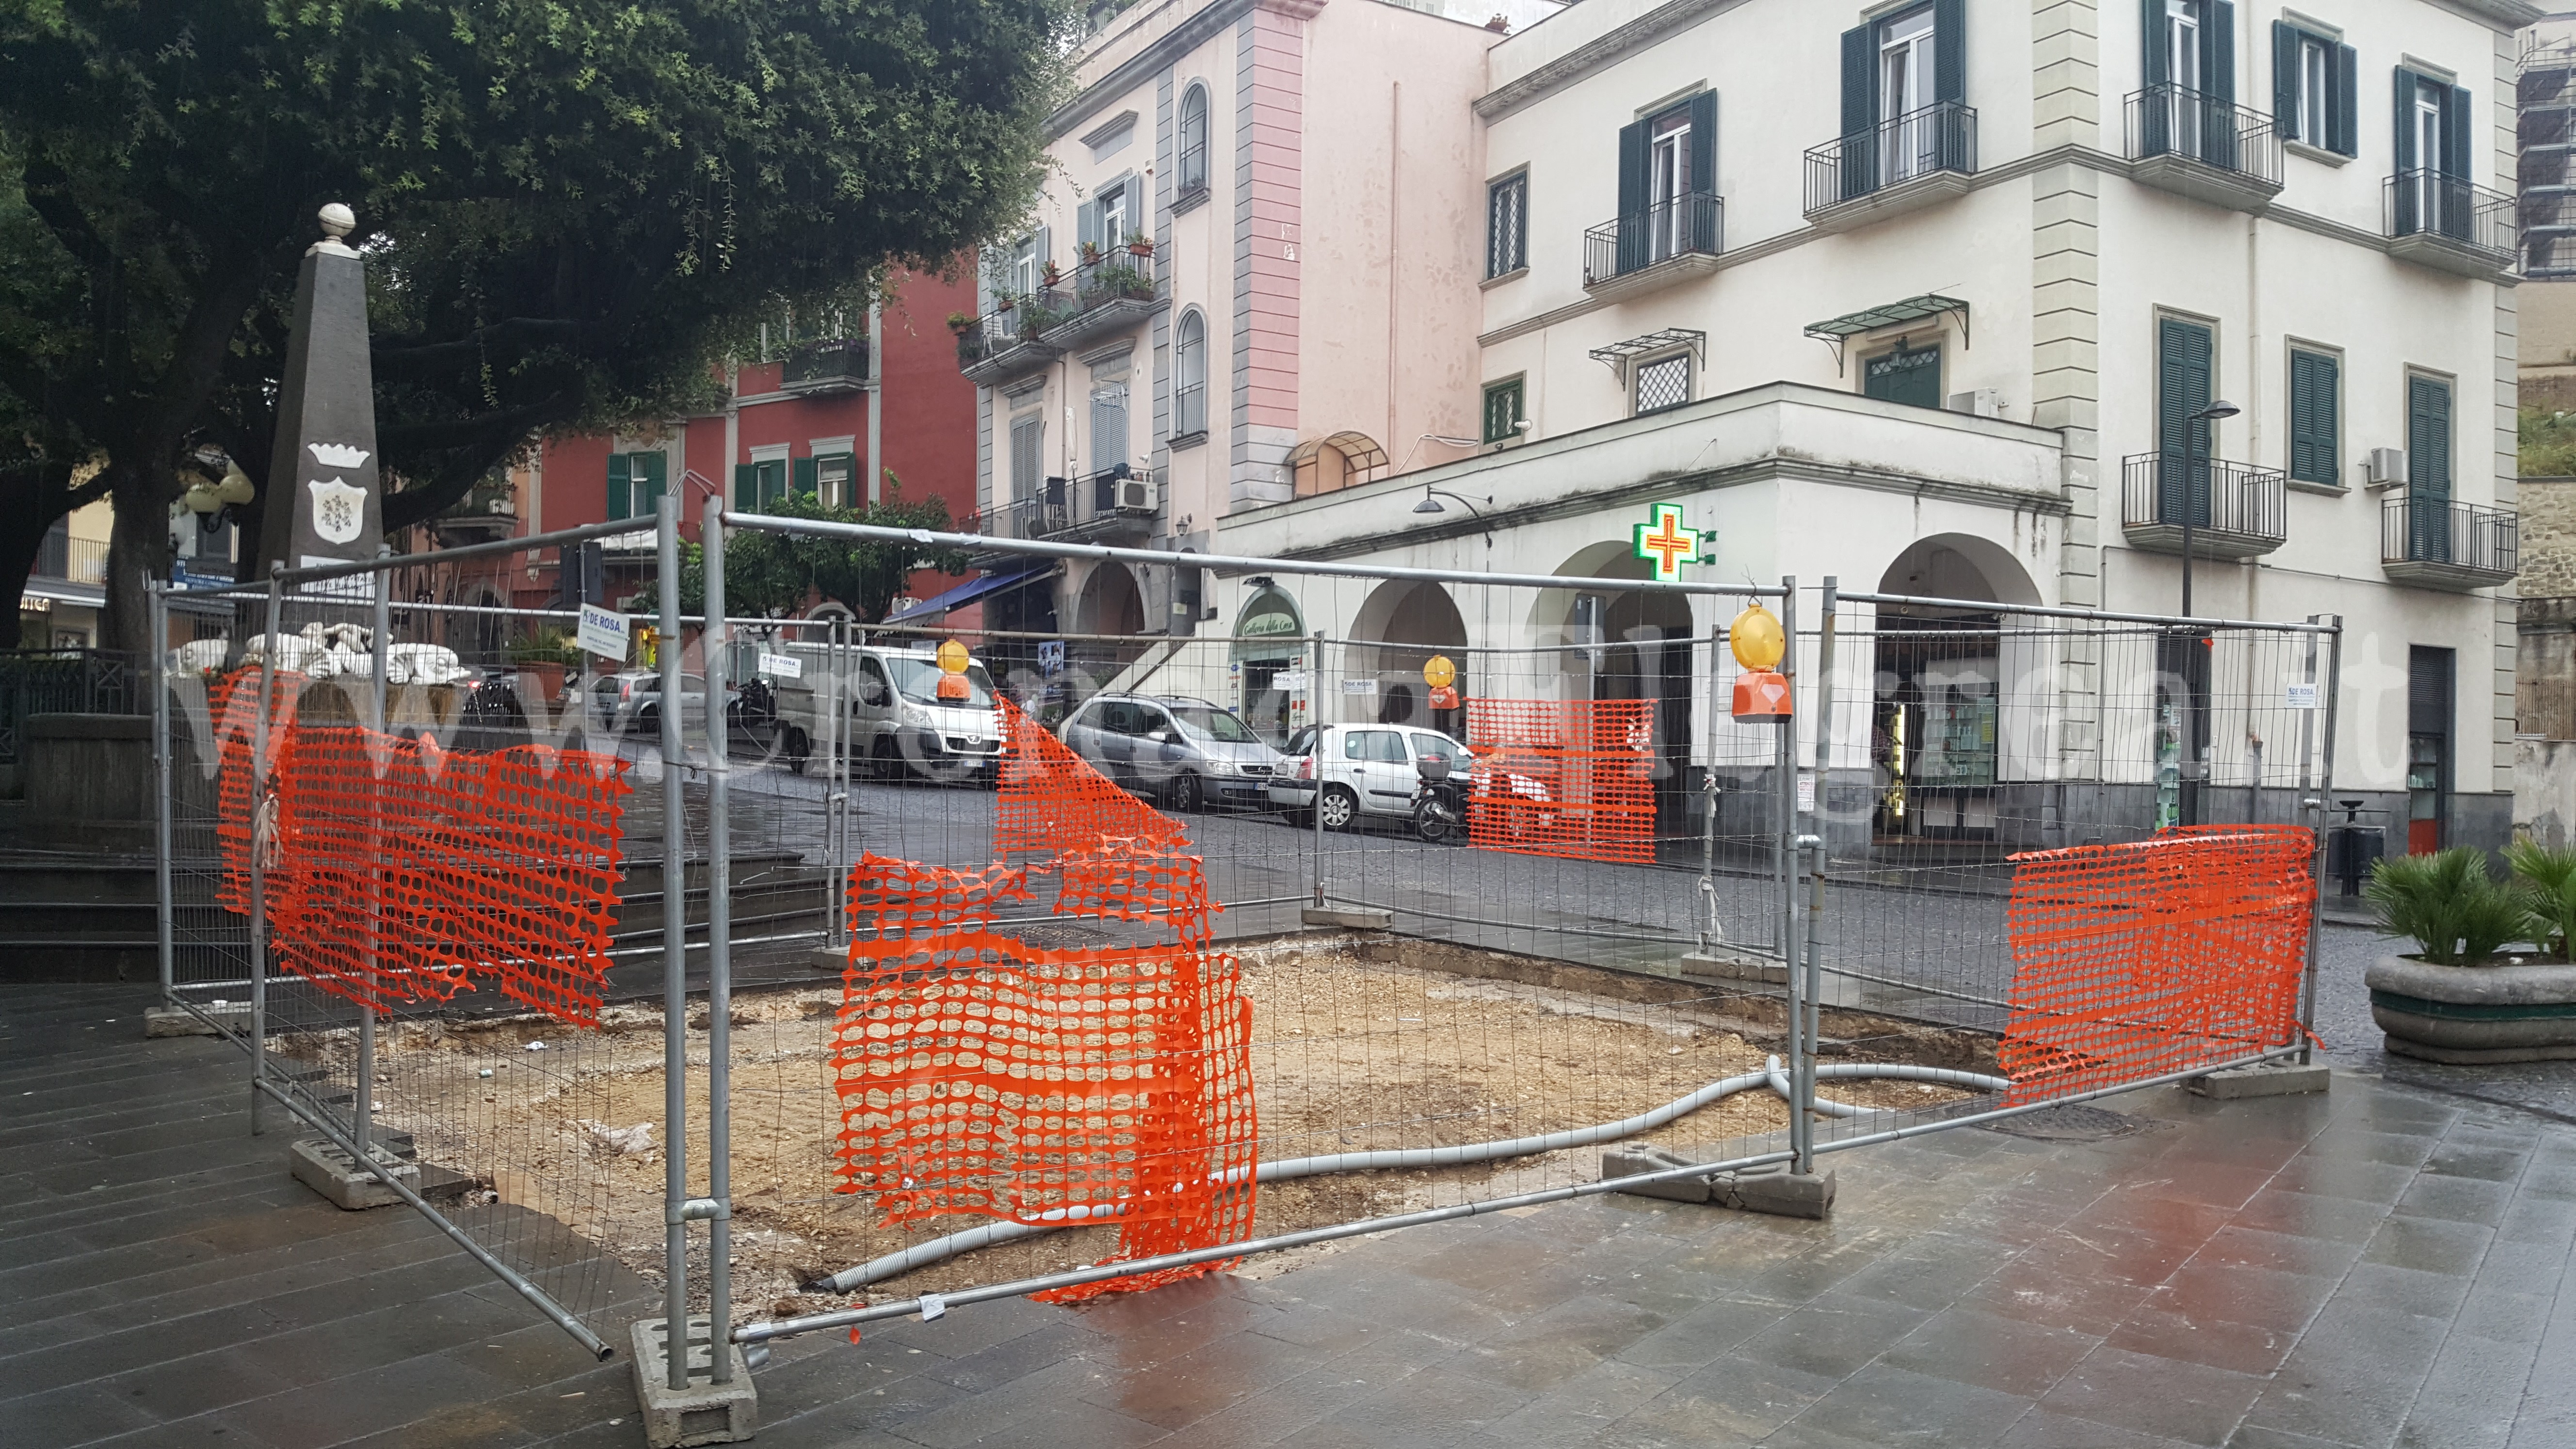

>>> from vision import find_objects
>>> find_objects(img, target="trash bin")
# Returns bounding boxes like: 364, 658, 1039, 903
2326, 799, 2388, 896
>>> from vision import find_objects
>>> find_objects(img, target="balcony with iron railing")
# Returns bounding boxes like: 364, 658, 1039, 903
2384, 170, 2517, 279
1041, 246, 1162, 350
956, 288, 1072, 385
2382, 495, 2517, 591
976, 465, 1159, 550
1580, 193, 1724, 301
2123, 85, 2283, 212
31, 532, 108, 587
2119, 453, 2287, 560
1803, 101, 1978, 232
781, 336, 871, 394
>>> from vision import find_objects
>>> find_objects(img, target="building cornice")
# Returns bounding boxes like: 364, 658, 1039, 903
2429, 0, 2544, 32
1050, 0, 1256, 144
1223, 455, 2069, 563
1477, 145, 2503, 350
1476, 0, 1748, 123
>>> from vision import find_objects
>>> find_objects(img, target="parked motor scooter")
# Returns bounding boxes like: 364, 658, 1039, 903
1412, 751, 1465, 844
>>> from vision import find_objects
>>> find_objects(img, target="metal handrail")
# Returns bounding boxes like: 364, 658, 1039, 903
1581, 192, 1723, 285
2385, 169, 2517, 258
2381, 494, 2518, 573
1803, 100, 1978, 214
2123, 83, 2284, 186
2119, 453, 2288, 544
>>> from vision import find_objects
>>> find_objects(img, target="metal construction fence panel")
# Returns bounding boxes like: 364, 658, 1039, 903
147, 513, 2340, 1375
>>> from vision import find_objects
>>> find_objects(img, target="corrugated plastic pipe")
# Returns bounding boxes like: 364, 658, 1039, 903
814, 1058, 2012, 1294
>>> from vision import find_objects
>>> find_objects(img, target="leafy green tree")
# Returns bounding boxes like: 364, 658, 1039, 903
0, 0, 1069, 652
638, 478, 970, 623
2522, 408, 2576, 478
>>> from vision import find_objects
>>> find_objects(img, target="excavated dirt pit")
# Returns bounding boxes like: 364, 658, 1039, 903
277, 934, 1990, 1326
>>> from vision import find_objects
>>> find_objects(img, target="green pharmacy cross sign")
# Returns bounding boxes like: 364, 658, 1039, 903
1632, 502, 1705, 582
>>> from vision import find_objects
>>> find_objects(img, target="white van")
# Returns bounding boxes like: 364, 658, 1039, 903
765, 641, 1004, 785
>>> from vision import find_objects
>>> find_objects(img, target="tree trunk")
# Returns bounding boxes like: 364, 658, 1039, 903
99, 463, 175, 659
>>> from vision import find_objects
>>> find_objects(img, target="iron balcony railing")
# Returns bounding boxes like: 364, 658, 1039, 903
2119, 453, 2288, 550
1803, 101, 1978, 215
981, 466, 1158, 542
782, 337, 871, 392
31, 533, 107, 586
1070, 246, 1157, 313
2382, 495, 2518, 574
955, 287, 1074, 374
2123, 84, 2284, 187
1581, 192, 1723, 286
2385, 169, 2517, 259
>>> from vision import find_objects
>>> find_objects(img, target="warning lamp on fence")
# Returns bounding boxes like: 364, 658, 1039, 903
934, 638, 972, 700
1423, 653, 1460, 712
1729, 603, 1792, 721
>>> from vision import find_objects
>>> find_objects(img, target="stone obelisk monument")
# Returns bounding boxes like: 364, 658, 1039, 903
258, 203, 383, 591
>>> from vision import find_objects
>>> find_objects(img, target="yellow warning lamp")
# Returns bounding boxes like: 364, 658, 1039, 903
1423, 654, 1460, 711
934, 638, 972, 701
1729, 603, 1791, 721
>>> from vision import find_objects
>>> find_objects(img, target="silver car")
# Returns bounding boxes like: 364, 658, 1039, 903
1057, 694, 1285, 812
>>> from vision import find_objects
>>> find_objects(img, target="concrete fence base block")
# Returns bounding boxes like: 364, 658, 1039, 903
1677, 953, 1789, 986
288, 1137, 418, 1211
145, 1003, 246, 1038
630, 1316, 758, 1449
808, 944, 848, 973
2186, 1061, 2333, 1098
1602, 1145, 1712, 1203
1719, 1164, 1836, 1220
1303, 906, 1393, 931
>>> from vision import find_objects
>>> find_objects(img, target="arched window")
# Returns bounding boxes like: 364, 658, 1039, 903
1177, 84, 1210, 199
1173, 309, 1208, 437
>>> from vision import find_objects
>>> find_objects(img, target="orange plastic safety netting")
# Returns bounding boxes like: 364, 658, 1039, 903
834, 703, 1256, 1301
211, 667, 632, 1025
1464, 698, 1658, 864
991, 697, 1182, 858
1998, 824, 2315, 1106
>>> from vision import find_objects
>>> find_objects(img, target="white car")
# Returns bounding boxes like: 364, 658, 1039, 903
763, 642, 1004, 784
1267, 723, 1471, 830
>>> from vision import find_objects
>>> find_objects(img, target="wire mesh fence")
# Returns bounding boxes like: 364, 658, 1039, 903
147, 514, 2337, 1373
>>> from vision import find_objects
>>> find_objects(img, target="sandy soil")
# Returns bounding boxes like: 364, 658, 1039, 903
297, 937, 1972, 1326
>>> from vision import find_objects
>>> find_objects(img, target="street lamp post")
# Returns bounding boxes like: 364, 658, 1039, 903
2178, 399, 2240, 617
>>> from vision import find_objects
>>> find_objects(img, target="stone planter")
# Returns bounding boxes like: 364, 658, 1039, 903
2367, 955, 2576, 1063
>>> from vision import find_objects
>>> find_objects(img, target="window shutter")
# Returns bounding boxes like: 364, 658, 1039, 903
1687, 91, 1717, 195
607, 453, 632, 521
2207, 2, 2235, 106
2395, 68, 2417, 170
2288, 352, 2337, 485
2333, 44, 2358, 155
1840, 24, 1877, 199
2409, 377, 2452, 494
1125, 176, 1146, 246
2442, 84, 2472, 179
2273, 23, 2299, 140
791, 456, 819, 499
733, 463, 756, 510
1616, 119, 1649, 271
1932, 0, 1965, 105
2141, 0, 2165, 88
1034, 225, 1052, 286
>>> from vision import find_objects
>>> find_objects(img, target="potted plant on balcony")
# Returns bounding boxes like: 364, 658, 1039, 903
2364, 845, 2576, 1063
1077, 239, 1102, 266
1124, 232, 1154, 258
1040, 260, 1064, 289
945, 311, 977, 336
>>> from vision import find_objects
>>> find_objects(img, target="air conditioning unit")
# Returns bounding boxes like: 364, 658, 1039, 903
1946, 388, 2005, 419
2366, 447, 2408, 489
1115, 475, 1157, 514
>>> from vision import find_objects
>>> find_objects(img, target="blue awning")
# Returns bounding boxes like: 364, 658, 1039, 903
883, 564, 1057, 624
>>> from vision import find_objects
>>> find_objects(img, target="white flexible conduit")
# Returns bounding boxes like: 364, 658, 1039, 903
816, 1058, 2012, 1293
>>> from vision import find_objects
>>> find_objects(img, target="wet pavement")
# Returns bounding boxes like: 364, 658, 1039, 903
9, 922, 2576, 1448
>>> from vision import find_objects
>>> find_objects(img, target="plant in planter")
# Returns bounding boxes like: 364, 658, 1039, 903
1040, 261, 1064, 289
1085, 262, 1151, 302
1124, 232, 1154, 258
1077, 239, 1102, 266
945, 311, 977, 335
2363, 846, 2576, 1063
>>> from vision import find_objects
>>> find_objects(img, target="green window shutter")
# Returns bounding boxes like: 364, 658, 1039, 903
2206, 2, 2235, 107
1615, 119, 1648, 272
1839, 24, 1877, 200
758, 459, 787, 506
2272, 23, 2300, 141
2409, 376, 2452, 495
1932, 0, 1965, 105
791, 456, 819, 499
607, 453, 631, 521
2395, 68, 2418, 170
2157, 318, 2214, 523
734, 463, 757, 510
2441, 85, 2472, 178
2141, 0, 2165, 89
2288, 351, 2338, 486
2332, 44, 2358, 156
